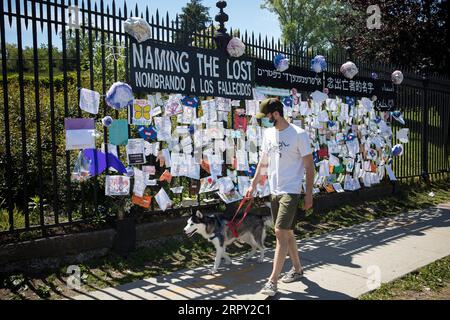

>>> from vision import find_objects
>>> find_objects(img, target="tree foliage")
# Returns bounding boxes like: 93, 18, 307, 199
261, 0, 349, 53
175, 0, 212, 45
337, 0, 449, 75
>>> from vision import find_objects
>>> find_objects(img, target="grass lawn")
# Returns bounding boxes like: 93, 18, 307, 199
360, 255, 450, 300
0, 178, 449, 300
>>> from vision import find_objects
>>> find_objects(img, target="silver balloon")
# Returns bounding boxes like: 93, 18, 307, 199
340, 61, 358, 79
392, 70, 404, 85
227, 37, 246, 58
124, 17, 152, 43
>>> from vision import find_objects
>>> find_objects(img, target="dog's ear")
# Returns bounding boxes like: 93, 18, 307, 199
196, 210, 203, 219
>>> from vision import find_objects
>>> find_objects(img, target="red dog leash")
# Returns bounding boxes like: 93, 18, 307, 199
226, 197, 253, 238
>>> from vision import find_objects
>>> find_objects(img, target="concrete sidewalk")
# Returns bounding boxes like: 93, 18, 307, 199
72, 203, 450, 300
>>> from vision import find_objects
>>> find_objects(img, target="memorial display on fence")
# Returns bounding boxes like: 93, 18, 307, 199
66, 22, 408, 212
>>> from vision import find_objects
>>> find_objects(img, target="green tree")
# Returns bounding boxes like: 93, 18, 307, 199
4, 43, 18, 72
261, 0, 349, 54
337, 0, 449, 76
175, 0, 212, 45
2, 43, 64, 74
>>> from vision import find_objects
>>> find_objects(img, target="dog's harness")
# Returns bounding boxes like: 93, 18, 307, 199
226, 197, 253, 238
209, 215, 226, 246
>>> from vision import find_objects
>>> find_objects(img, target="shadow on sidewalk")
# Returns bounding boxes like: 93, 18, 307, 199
71, 204, 450, 300
268, 277, 354, 300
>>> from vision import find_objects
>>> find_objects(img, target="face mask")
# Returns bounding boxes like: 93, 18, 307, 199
269, 113, 278, 127
262, 117, 274, 128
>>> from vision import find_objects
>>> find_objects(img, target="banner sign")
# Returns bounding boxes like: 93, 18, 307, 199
130, 40, 395, 102
255, 59, 396, 101
324, 74, 395, 100
255, 59, 323, 92
130, 39, 255, 100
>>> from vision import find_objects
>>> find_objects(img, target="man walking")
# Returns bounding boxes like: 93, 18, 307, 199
246, 98, 315, 296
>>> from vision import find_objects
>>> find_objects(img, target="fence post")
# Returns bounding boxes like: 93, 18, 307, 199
113, 202, 137, 257
214, 1, 231, 50
421, 73, 430, 182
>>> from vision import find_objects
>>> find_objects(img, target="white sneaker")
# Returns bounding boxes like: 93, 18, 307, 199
281, 268, 304, 283
260, 281, 278, 296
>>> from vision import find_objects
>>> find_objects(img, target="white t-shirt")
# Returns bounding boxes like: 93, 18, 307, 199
261, 124, 312, 195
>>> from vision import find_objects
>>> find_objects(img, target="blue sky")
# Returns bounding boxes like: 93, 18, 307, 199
4, 0, 282, 47
130, 0, 282, 39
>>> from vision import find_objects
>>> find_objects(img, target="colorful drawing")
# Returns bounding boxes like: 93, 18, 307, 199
129, 99, 152, 125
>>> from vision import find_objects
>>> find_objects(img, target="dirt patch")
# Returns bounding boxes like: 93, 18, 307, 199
393, 282, 450, 300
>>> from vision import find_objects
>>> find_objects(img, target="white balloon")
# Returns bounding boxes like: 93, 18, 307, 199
312, 63, 323, 73
340, 61, 359, 79
277, 59, 289, 72
227, 37, 246, 58
392, 70, 404, 85
124, 17, 152, 43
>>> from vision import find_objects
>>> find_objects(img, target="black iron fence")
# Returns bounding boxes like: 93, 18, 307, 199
0, 0, 449, 241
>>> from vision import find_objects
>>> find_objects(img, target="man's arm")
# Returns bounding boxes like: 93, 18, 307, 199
246, 152, 268, 198
303, 153, 314, 210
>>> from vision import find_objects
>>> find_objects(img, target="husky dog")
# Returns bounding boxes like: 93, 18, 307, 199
184, 210, 273, 274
